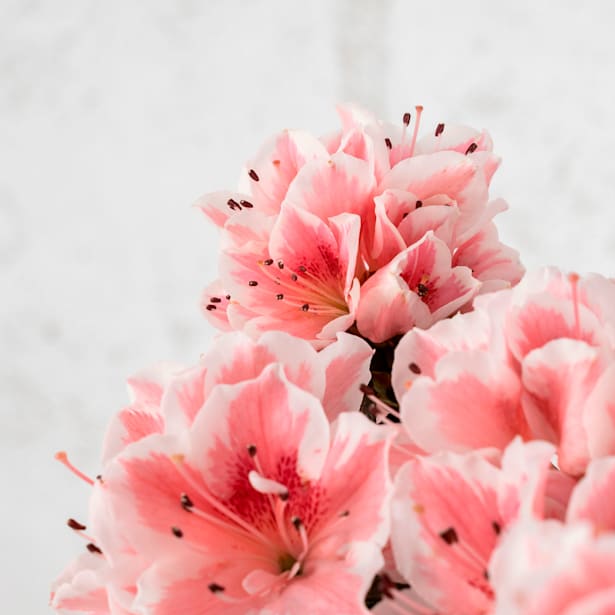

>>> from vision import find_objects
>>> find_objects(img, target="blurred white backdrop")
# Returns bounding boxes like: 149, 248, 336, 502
1, 1, 614, 611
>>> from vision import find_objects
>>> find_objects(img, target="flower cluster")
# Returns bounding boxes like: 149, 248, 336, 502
198, 104, 523, 346
52, 108, 615, 614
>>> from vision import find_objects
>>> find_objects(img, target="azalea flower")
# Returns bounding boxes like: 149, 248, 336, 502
51, 333, 385, 614
392, 268, 615, 476
198, 105, 523, 346
380, 438, 560, 615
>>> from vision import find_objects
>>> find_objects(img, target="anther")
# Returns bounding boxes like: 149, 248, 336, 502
291, 274, 298, 281
339, 510, 350, 517
248, 169, 260, 181
415, 200, 423, 208
465, 142, 478, 155
408, 362, 421, 374
225, 294, 231, 300
301, 304, 309, 312
263, 258, 274, 266
227, 198, 241, 211
276, 294, 284, 300
384, 137, 392, 149
492, 521, 501, 535
439, 527, 459, 545
210, 297, 221, 303
171, 526, 183, 538
435, 123, 445, 137
417, 283, 429, 298
208, 583, 225, 593
239, 199, 254, 208
278, 491, 289, 502
67, 518, 86, 531
206, 304, 217, 311
181, 493, 194, 510
247, 444, 257, 457
402, 112, 411, 126
277, 260, 284, 269
291, 516, 302, 529
248, 280, 258, 286
86, 543, 102, 554
298, 265, 307, 273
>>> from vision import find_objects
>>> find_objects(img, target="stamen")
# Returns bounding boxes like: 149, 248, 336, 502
55, 451, 94, 486
171, 455, 275, 547
417, 283, 429, 298
263, 258, 274, 266
492, 521, 501, 535
569, 272, 581, 338
86, 543, 102, 554
247, 444, 257, 457
67, 518, 86, 531
465, 142, 478, 155
408, 105, 423, 157
439, 527, 458, 545
408, 362, 421, 374
276, 294, 284, 300
240, 199, 254, 208
180, 492, 194, 510
227, 198, 241, 211
301, 304, 309, 312
403, 112, 411, 126
209, 583, 225, 593
248, 169, 260, 181
435, 123, 445, 137
385, 137, 392, 149
171, 526, 183, 538
210, 297, 222, 303
248, 280, 258, 286
206, 304, 217, 311
415, 200, 423, 208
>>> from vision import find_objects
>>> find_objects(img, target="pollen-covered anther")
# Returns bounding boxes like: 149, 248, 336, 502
248, 169, 259, 181
180, 493, 194, 510
301, 304, 309, 312
67, 518, 87, 531
171, 526, 183, 538
417, 283, 429, 298
248, 280, 258, 287
86, 543, 102, 554
239, 199, 254, 208
208, 583, 225, 593
435, 123, 445, 137
439, 527, 459, 545
465, 142, 478, 155
408, 362, 421, 374
247, 444, 257, 457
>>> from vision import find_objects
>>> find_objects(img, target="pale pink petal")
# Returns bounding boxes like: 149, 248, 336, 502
490, 520, 615, 615
284, 151, 376, 222
240, 129, 329, 215
193, 190, 255, 228
521, 339, 607, 475
391, 453, 500, 614
584, 364, 615, 458
414, 125, 494, 157
201, 330, 325, 401
201, 280, 234, 331
319, 332, 374, 420
160, 364, 207, 432
192, 364, 330, 490
567, 456, 615, 532
391, 306, 493, 400
400, 350, 524, 453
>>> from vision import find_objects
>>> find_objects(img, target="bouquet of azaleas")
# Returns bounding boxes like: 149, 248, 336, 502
51, 105, 615, 615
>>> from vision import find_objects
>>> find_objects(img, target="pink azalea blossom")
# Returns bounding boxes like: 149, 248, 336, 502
100, 366, 393, 614
393, 268, 615, 475
52, 333, 380, 614
490, 519, 615, 615
382, 438, 557, 615
198, 105, 523, 346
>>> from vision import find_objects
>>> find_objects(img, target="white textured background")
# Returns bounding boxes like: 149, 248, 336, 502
2, 1, 614, 611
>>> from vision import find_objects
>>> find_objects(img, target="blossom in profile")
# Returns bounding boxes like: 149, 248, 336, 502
198, 105, 523, 346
